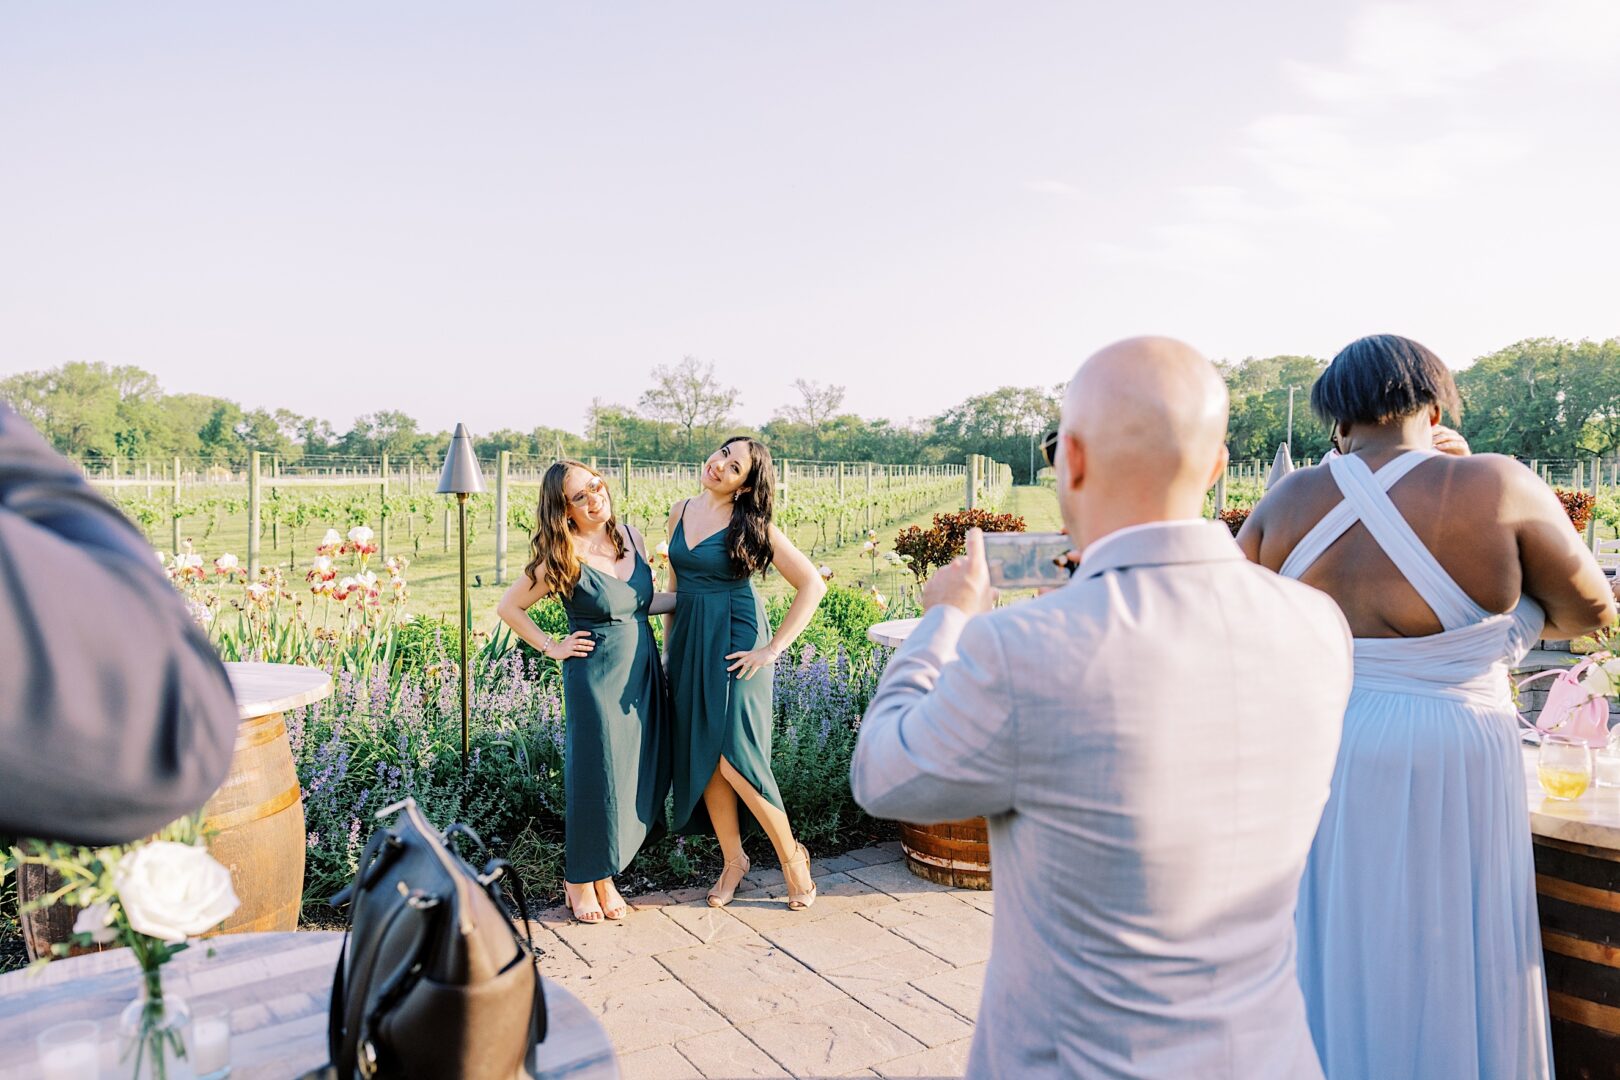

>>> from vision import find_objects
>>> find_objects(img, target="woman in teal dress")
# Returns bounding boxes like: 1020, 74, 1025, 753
496, 460, 673, 924
664, 436, 828, 910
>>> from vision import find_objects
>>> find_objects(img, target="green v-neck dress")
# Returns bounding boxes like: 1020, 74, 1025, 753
666, 513, 784, 835
558, 551, 671, 883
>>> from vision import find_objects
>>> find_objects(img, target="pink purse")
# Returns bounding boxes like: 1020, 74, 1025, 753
1518, 657, 1613, 748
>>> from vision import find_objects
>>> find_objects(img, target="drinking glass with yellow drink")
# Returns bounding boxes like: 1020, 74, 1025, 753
1538, 734, 1593, 801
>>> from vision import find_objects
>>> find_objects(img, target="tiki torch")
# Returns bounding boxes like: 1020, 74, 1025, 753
436, 423, 486, 772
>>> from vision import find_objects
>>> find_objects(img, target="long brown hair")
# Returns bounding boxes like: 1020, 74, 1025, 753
721, 436, 775, 577
524, 460, 627, 598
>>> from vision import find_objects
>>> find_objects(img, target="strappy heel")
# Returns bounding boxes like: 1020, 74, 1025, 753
597, 879, 629, 921
566, 881, 604, 925
707, 855, 751, 908
783, 842, 816, 911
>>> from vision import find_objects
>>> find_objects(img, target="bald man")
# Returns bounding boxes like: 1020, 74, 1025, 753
851, 338, 1354, 1080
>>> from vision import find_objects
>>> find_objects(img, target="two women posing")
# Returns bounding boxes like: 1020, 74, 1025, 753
496, 437, 826, 923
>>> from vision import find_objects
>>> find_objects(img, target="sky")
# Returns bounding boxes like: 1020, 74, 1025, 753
3, 1, 1618, 436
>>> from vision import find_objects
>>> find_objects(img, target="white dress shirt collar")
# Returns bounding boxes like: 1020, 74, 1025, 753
1078, 518, 1216, 568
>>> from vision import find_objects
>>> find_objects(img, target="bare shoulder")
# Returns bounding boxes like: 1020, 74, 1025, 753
1272, 461, 1338, 497
1441, 451, 1527, 479
1418, 452, 1525, 501
1246, 462, 1336, 526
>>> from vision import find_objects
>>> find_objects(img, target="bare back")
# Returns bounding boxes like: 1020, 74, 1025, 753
1241, 449, 1611, 640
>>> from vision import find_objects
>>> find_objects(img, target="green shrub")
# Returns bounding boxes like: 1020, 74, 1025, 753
766, 584, 886, 662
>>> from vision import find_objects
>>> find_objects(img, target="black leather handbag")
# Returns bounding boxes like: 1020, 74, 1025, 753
323, 798, 546, 1079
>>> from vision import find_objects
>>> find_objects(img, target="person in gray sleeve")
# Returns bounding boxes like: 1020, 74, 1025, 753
0, 403, 238, 844
851, 338, 1355, 1080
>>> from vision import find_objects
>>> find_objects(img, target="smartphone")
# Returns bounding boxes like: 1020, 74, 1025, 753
981, 532, 1075, 590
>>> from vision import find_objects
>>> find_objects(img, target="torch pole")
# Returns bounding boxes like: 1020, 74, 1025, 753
458, 491, 470, 773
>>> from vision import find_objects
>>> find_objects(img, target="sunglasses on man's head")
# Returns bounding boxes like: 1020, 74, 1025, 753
1039, 429, 1059, 469
567, 475, 606, 507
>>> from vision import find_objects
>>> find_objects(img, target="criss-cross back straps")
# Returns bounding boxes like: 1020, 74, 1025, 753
1279, 450, 1488, 632
1278, 451, 1431, 580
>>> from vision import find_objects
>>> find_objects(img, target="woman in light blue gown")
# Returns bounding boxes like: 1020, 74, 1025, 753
1239, 335, 1616, 1079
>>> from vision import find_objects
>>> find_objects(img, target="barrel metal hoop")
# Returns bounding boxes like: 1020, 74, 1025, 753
233, 713, 289, 752
206, 783, 302, 831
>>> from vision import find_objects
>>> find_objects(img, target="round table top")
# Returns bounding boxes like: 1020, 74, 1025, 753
1523, 744, 1620, 851
0, 931, 617, 1080
866, 617, 922, 647
224, 661, 333, 720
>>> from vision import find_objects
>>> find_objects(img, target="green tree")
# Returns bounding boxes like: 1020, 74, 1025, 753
1456, 339, 1584, 457
197, 401, 246, 464
929, 385, 1061, 483
1219, 355, 1332, 461
0, 362, 125, 460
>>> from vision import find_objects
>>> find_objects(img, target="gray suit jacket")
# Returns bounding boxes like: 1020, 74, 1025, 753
852, 521, 1352, 1080
0, 405, 238, 844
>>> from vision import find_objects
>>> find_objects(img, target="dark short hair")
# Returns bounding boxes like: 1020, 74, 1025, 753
1310, 334, 1461, 427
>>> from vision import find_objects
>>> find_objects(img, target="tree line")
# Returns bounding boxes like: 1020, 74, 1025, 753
3, 339, 1617, 484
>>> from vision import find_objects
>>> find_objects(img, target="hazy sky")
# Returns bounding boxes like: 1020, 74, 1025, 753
3, 2, 1617, 436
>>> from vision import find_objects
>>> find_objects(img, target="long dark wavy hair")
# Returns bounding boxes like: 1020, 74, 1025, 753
523, 460, 627, 599
720, 435, 775, 578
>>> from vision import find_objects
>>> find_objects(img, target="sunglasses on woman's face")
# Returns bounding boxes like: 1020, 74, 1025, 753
1039, 429, 1059, 469
567, 476, 606, 507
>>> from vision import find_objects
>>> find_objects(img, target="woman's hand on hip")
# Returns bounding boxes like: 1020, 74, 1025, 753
726, 645, 779, 680
545, 631, 595, 661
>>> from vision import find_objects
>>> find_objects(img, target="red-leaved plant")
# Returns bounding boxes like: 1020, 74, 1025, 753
1555, 489, 1596, 533
893, 509, 1026, 581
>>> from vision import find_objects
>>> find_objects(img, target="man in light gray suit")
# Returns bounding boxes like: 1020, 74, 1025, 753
851, 338, 1354, 1079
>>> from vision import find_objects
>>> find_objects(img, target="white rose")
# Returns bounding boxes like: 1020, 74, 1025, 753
72, 901, 119, 944
1579, 664, 1614, 700
113, 842, 239, 944
347, 525, 374, 544
1602, 656, 1620, 681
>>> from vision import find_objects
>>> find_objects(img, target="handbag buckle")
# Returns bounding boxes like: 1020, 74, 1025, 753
359, 1039, 379, 1078
404, 888, 442, 911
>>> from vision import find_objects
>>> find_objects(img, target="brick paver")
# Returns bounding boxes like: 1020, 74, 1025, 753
543, 844, 991, 1078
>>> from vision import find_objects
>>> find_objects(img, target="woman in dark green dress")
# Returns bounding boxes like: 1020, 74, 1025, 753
496, 461, 672, 924
664, 437, 828, 910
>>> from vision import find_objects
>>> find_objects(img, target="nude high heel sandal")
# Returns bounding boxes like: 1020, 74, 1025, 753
784, 843, 817, 911
707, 855, 751, 908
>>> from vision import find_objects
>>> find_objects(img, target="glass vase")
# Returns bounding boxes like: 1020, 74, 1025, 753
117, 969, 193, 1080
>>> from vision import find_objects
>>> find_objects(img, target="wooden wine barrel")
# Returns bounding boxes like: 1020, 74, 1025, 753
1534, 836, 1620, 1079
899, 818, 991, 890
16, 663, 330, 960
15, 863, 112, 962
1524, 746, 1620, 1078
207, 662, 331, 934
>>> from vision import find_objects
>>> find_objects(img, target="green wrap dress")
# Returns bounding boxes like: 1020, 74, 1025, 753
666, 513, 784, 835
558, 550, 671, 883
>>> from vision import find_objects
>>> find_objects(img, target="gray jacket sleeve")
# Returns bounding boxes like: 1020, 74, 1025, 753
850, 604, 1017, 824
0, 405, 238, 844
